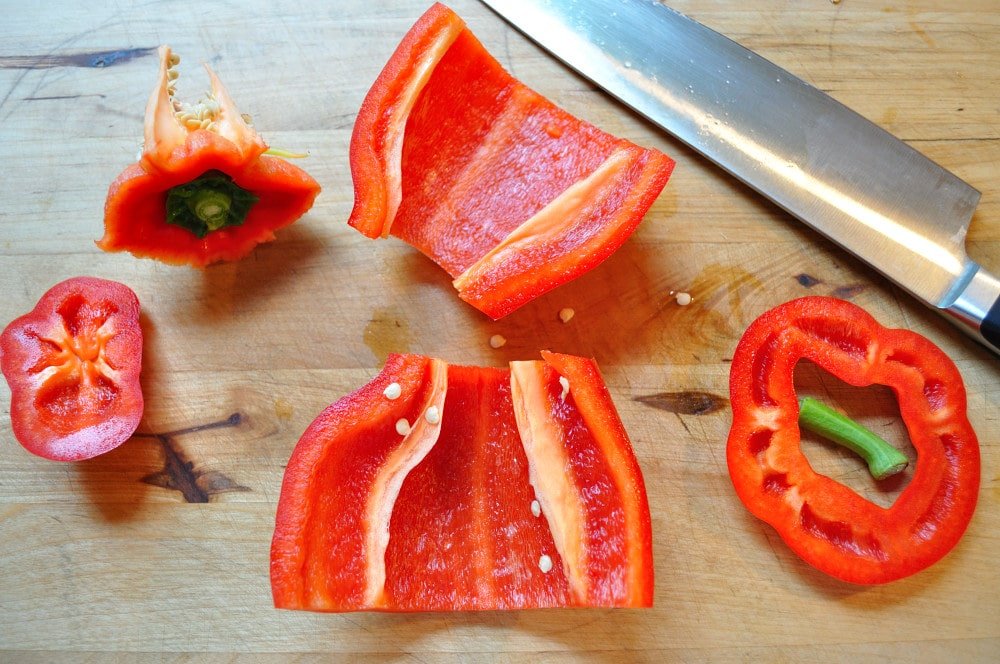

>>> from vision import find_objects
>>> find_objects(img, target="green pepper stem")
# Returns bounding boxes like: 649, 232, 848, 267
192, 190, 232, 231
798, 397, 909, 480
264, 147, 309, 158
165, 170, 259, 238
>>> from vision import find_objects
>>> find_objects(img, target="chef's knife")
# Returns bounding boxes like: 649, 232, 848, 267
479, 0, 1000, 355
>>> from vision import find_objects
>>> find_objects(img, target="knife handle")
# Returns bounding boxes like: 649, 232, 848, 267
981, 299, 1000, 351
946, 265, 1000, 356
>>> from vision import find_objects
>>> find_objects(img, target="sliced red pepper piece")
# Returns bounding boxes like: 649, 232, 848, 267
537, 351, 655, 605
1, 277, 143, 461
384, 364, 572, 610
727, 296, 980, 584
348, 3, 674, 319
270, 352, 653, 611
99, 46, 321, 267
270, 355, 447, 610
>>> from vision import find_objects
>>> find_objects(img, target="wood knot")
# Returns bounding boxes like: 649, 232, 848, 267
634, 391, 729, 415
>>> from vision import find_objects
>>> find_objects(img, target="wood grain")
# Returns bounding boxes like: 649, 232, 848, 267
1, 0, 998, 660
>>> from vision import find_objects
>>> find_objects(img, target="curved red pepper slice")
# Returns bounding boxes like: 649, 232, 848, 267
99, 46, 321, 267
727, 297, 980, 584
539, 351, 654, 605
270, 352, 653, 611
1, 277, 143, 461
348, 3, 674, 319
270, 355, 447, 610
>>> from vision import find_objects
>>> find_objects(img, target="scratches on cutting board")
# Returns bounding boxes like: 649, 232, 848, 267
135, 413, 250, 503
24, 93, 107, 102
634, 391, 729, 416
0, 47, 157, 70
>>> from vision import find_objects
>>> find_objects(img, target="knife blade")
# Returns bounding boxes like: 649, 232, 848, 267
479, 0, 1000, 355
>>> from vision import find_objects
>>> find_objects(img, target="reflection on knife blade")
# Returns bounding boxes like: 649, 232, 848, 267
479, 0, 1000, 355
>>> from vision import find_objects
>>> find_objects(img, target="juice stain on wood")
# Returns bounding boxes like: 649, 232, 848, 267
363, 307, 411, 363
135, 413, 249, 503
274, 398, 294, 421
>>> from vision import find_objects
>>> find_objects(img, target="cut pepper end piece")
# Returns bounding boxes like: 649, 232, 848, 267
1, 277, 144, 462
101, 47, 320, 267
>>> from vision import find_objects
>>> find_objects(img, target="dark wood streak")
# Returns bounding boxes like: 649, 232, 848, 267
796, 273, 822, 288
831, 283, 867, 299
134, 413, 249, 503
24, 93, 107, 101
0, 47, 156, 69
634, 391, 729, 416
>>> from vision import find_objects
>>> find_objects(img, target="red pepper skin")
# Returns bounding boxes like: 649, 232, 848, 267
270, 355, 441, 611
542, 351, 654, 605
348, 4, 460, 239
383, 363, 574, 610
348, 3, 673, 319
727, 297, 980, 584
1, 277, 143, 461
99, 47, 320, 267
270, 352, 653, 611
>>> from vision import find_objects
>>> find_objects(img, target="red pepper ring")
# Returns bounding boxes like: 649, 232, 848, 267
727, 296, 980, 584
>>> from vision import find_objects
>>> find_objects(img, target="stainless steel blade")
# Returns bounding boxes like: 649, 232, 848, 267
480, 0, 1000, 354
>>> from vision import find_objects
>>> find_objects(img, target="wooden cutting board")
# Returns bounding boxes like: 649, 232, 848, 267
1, 0, 998, 660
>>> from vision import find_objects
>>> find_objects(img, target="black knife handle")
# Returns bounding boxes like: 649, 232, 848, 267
982, 297, 1000, 351
945, 266, 1000, 357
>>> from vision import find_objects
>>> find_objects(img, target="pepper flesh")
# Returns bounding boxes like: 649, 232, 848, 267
99, 46, 320, 267
0, 277, 143, 461
270, 352, 653, 611
727, 296, 980, 584
348, 3, 674, 319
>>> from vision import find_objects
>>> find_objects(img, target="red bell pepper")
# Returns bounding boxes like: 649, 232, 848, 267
348, 3, 674, 319
270, 352, 653, 611
727, 296, 980, 584
1, 277, 143, 461
99, 46, 321, 267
